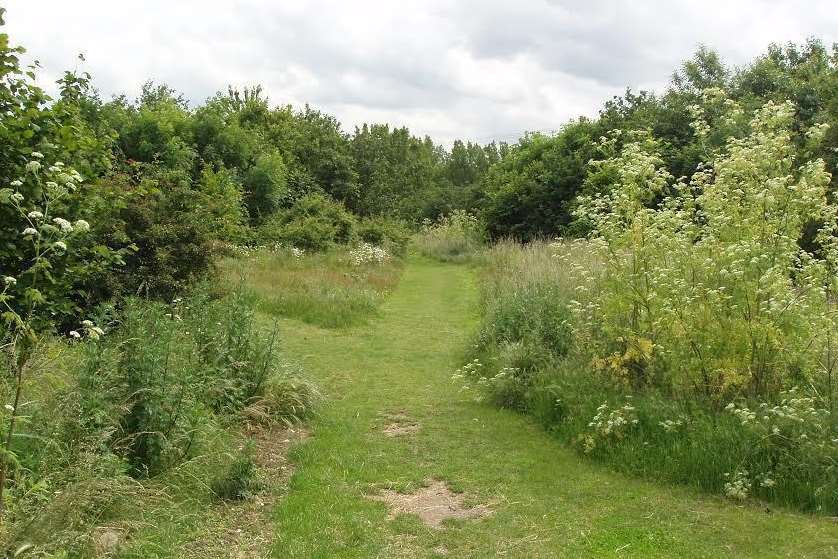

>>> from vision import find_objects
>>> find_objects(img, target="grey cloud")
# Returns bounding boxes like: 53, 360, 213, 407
4, 0, 838, 144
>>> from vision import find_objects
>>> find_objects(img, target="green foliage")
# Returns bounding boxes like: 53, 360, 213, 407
482, 122, 597, 241
186, 287, 278, 413
357, 216, 411, 257
113, 169, 214, 299
245, 150, 288, 221
195, 164, 249, 242
0, 286, 316, 547
259, 194, 357, 251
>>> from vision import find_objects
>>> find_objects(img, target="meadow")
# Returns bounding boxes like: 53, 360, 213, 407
2, 6, 838, 555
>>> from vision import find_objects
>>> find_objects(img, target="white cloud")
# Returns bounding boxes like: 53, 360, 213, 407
4, 0, 837, 144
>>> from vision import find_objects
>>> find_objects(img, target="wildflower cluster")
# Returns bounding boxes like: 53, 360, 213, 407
725, 388, 833, 444
570, 93, 835, 400
451, 358, 484, 395
1, 154, 95, 331
224, 242, 303, 258
723, 470, 752, 500
348, 242, 389, 266
658, 417, 685, 433
587, 400, 639, 441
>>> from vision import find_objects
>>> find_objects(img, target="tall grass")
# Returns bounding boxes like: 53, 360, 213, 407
0, 286, 316, 555
413, 210, 484, 263
219, 246, 402, 328
457, 240, 838, 514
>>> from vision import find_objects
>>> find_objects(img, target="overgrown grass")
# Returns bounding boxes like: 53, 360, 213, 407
413, 210, 484, 263
457, 240, 838, 515
219, 246, 402, 328
0, 285, 316, 557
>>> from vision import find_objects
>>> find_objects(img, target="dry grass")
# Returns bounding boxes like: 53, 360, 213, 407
219, 247, 402, 328
177, 426, 308, 559
369, 479, 491, 529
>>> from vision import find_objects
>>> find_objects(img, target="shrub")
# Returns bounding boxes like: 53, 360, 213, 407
244, 150, 288, 221
258, 193, 357, 251
357, 216, 411, 256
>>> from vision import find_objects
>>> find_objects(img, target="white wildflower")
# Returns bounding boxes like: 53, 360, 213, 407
52, 217, 73, 232
10, 180, 22, 187
3, 276, 16, 286
27, 210, 43, 220
25, 161, 41, 173
69, 330, 81, 339
30, 151, 44, 159
723, 470, 751, 500
73, 219, 90, 232
53, 241, 67, 252
22, 227, 38, 237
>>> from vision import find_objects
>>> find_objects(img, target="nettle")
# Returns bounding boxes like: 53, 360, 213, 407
573, 90, 836, 404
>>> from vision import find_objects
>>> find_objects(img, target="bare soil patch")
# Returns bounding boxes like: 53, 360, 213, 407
380, 410, 421, 437
370, 479, 491, 529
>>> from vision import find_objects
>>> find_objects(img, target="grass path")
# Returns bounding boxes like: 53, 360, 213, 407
269, 257, 837, 558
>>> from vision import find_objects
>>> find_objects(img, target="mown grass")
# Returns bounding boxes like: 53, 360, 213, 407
269, 256, 838, 557
219, 248, 402, 328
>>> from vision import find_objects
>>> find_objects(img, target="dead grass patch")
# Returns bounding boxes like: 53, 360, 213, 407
370, 479, 491, 529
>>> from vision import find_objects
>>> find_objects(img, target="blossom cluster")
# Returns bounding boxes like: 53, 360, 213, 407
587, 400, 639, 441
348, 242, 389, 266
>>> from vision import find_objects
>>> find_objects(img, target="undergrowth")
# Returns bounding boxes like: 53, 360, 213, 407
0, 286, 316, 556
457, 239, 838, 515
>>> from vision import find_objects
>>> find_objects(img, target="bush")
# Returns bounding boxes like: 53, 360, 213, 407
357, 216, 411, 257
258, 193, 357, 251
414, 210, 484, 262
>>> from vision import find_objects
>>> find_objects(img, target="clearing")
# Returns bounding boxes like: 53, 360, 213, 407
266, 257, 837, 558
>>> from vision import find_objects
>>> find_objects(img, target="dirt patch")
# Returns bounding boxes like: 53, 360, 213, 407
179, 425, 308, 559
382, 422, 421, 437
379, 410, 421, 437
370, 480, 491, 529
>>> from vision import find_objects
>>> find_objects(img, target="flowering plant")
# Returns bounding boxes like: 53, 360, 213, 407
572, 94, 836, 402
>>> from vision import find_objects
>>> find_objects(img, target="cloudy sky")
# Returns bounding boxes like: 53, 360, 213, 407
4, 1, 838, 144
